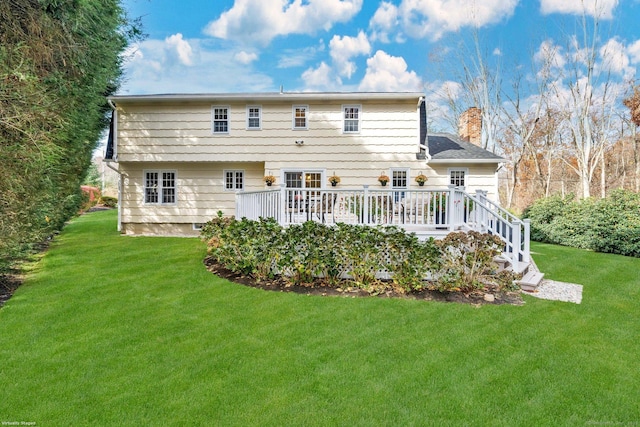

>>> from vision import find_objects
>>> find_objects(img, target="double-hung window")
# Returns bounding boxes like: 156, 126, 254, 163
247, 105, 261, 130
224, 170, 244, 191
293, 105, 308, 130
343, 104, 361, 133
449, 168, 467, 187
212, 106, 230, 133
391, 169, 408, 201
144, 170, 176, 204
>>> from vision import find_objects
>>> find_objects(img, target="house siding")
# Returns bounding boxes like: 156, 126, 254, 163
119, 161, 264, 235
115, 100, 422, 163
111, 93, 502, 235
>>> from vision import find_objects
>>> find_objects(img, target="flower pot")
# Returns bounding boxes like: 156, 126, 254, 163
380, 181, 387, 187
266, 182, 272, 186
331, 182, 337, 187
418, 182, 425, 187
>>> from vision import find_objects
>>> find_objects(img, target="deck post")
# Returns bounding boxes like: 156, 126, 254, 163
523, 219, 531, 263
475, 189, 487, 231
280, 186, 287, 226
512, 219, 522, 271
447, 185, 456, 231
363, 185, 369, 225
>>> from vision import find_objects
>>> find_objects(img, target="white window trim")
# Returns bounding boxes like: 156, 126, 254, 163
223, 169, 245, 192
282, 169, 325, 189
292, 105, 309, 130
246, 105, 262, 130
342, 104, 361, 134
390, 168, 410, 190
211, 105, 230, 134
448, 167, 468, 188
143, 169, 177, 205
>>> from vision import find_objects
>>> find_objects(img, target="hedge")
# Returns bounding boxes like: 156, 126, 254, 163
523, 189, 640, 257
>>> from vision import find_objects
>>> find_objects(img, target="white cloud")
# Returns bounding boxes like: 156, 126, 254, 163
534, 39, 566, 71
234, 51, 258, 64
599, 38, 634, 79
329, 31, 371, 79
165, 33, 193, 66
397, 0, 518, 41
540, 0, 618, 19
205, 0, 363, 45
278, 42, 325, 68
628, 40, 640, 64
493, 48, 502, 56
301, 62, 340, 90
358, 50, 422, 91
369, 2, 401, 43
119, 38, 273, 94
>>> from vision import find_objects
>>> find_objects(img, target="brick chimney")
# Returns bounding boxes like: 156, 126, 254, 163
458, 107, 482, 146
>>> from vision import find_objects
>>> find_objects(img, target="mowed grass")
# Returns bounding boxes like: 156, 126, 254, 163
1, 210, 639, 426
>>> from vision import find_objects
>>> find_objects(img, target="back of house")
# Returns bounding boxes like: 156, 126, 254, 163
106, 91, 503, 236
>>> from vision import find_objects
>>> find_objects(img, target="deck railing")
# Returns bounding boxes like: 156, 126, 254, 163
236, 186, 530, 272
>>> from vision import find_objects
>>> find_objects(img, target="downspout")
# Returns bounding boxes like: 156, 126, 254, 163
106, 99, 123, 232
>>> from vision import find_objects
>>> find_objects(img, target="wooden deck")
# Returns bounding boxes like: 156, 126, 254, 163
236, 186, 531, 273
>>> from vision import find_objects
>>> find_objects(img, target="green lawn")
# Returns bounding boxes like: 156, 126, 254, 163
1, 210, 639, 426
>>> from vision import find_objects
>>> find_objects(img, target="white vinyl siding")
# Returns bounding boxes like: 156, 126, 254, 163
292, 105, 308, 130
246, 105, 261, 130
212, 106, 230, 134
144, 170, 176, 204
342, 104, 361, 133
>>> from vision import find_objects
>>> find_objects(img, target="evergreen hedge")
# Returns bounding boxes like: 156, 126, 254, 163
523, 189, 640, 257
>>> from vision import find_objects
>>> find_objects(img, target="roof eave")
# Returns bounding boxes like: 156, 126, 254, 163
107, 91, 425, 104
428, 158, 505, 164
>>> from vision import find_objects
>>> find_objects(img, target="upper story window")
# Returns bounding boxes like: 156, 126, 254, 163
246, 105, 261, 130
144, 170, 176, 204
224, 170, 244, 191
293, 105, 308, 130
449, 168, 467, 187
343, 105, 361, 133
212, 106, 230, 134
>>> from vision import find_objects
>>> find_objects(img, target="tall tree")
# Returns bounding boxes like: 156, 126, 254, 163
0, 0, 141, 272
547, 1, 621, 199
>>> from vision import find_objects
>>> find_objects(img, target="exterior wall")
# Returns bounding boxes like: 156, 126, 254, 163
115, 98, 423, 165
428, 163, 500, 201
119, 161, 264, 235
112, 94, 501, 235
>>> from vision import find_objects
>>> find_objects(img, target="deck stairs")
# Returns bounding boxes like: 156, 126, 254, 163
495, 255, 544, 291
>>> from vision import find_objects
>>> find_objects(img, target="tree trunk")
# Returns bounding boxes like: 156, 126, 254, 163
600, 151, 606, 198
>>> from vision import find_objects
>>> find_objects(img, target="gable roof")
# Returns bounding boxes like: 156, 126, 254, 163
427, 133, 505, 164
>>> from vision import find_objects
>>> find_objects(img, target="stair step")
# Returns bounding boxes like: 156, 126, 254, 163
516, 270, 545, 292
493, 256, 511, 271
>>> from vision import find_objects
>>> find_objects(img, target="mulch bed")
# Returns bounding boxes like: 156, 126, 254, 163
204, 257, 524, 306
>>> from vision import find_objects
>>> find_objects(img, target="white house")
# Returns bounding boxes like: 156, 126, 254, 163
106, 91, 507, 236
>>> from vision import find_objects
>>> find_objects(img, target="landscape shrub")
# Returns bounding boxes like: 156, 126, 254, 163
202, 217, 510, 294
99, 196, 118, 208
434, 231, 505, 293
383, 226, 439, 292
524, 190, 640, 257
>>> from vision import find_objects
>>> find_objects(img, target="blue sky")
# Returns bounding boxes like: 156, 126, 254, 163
118, 0, 640, 131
